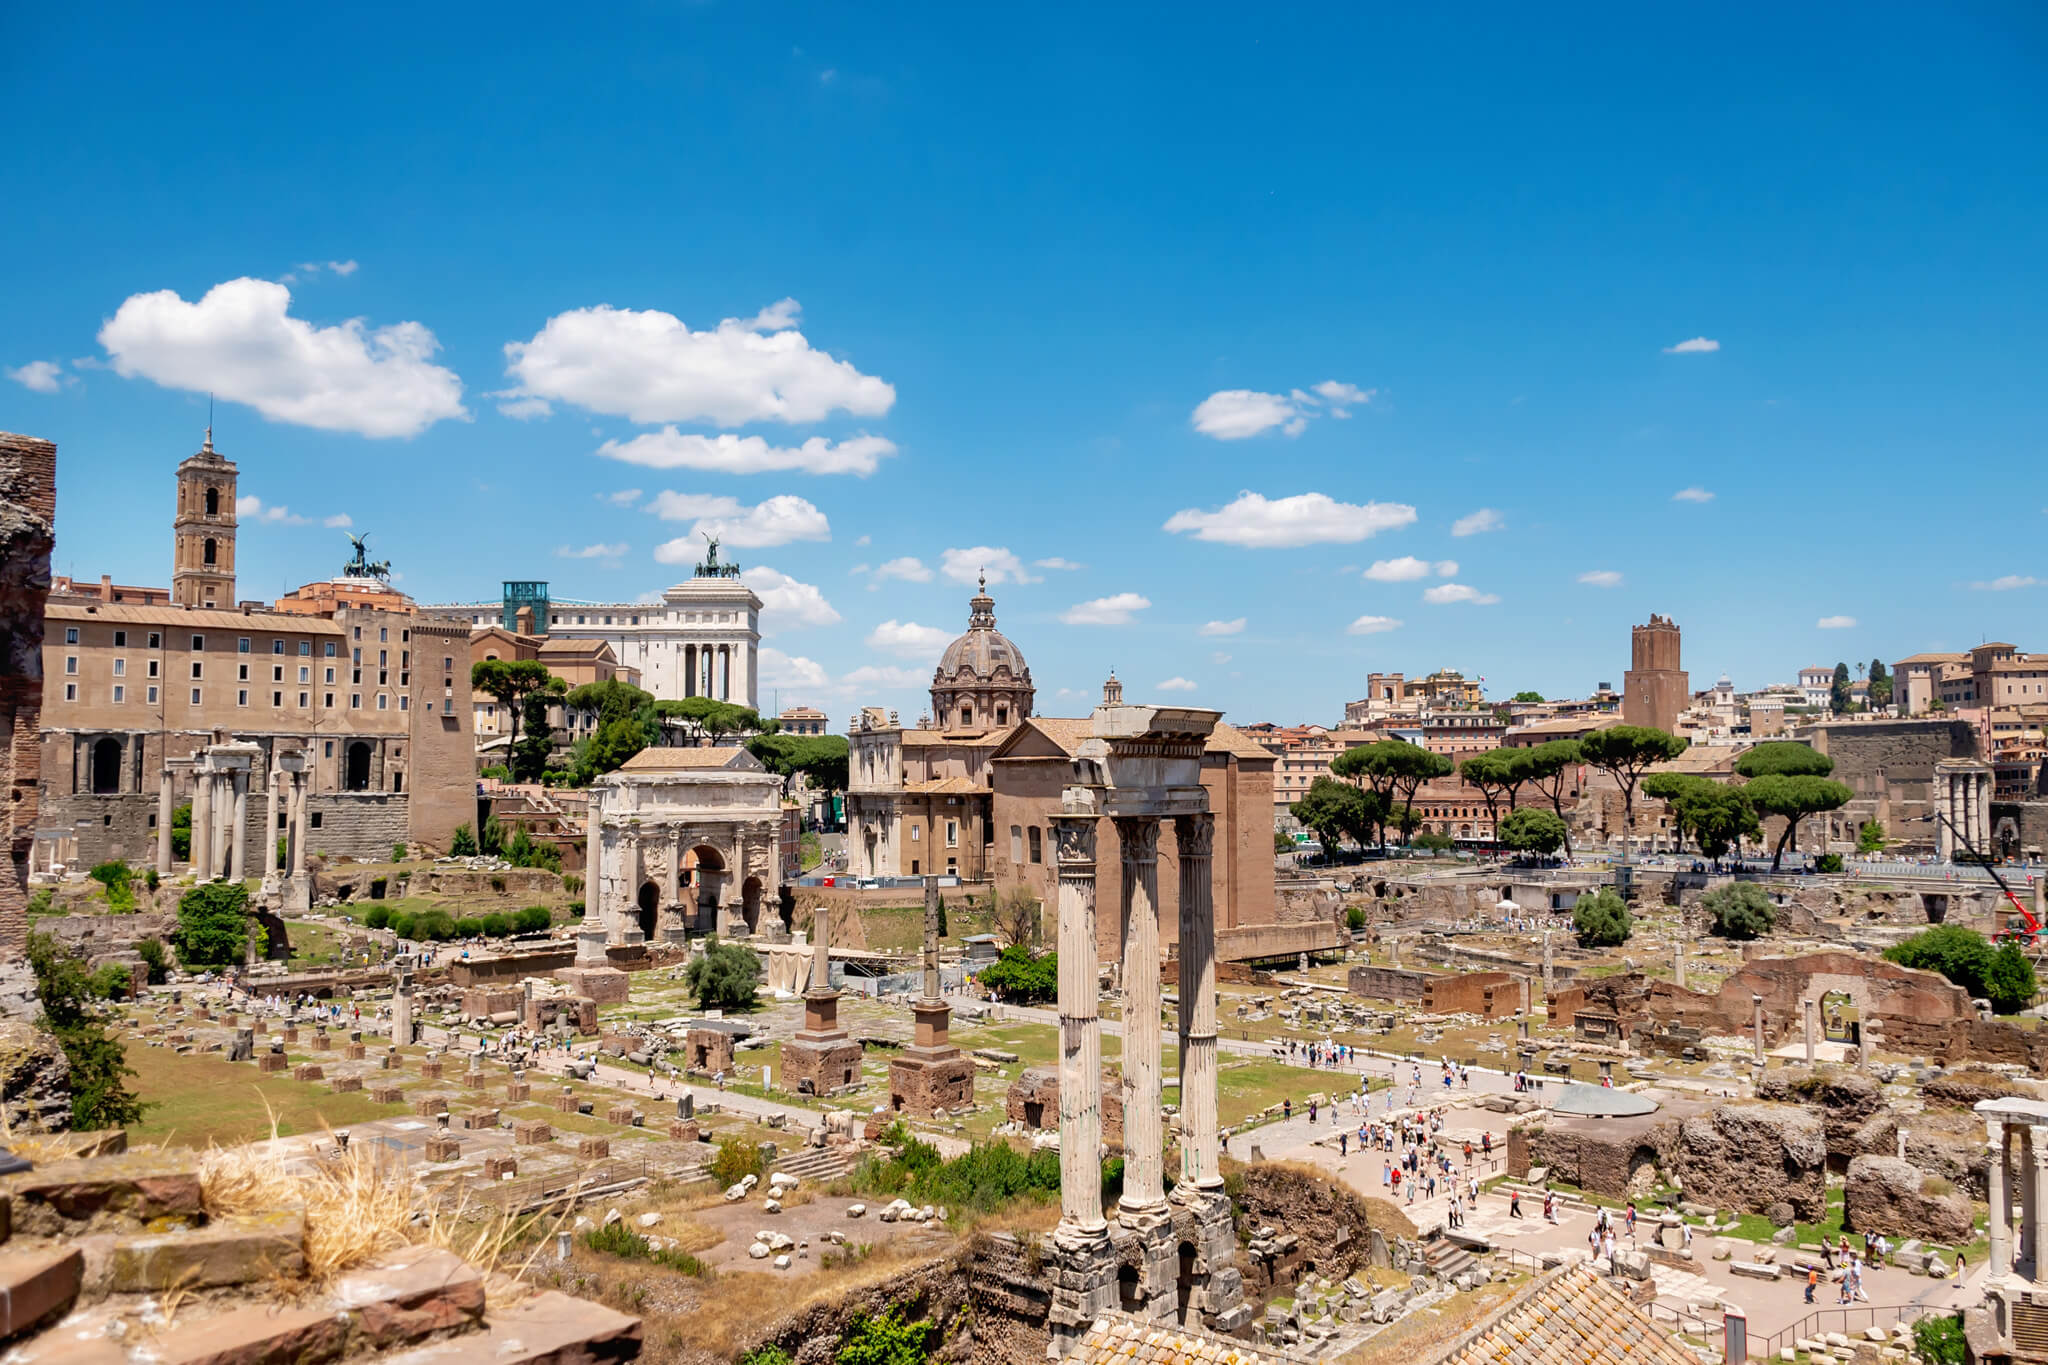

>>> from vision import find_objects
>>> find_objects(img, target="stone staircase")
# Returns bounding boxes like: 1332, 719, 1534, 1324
1420, 1235, 1477, 1281
0, 1145, 643, 1364
774, 1145, 852, 1183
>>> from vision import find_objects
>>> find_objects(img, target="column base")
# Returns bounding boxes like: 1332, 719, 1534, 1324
1112, 1202, 1179, 1323
1169, 1190, 1247, 1334
1046, 1222, 1118, 1358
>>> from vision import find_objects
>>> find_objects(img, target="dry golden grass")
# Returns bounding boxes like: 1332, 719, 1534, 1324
200, 1136, 416, 1279
665, 1239, 948, 1362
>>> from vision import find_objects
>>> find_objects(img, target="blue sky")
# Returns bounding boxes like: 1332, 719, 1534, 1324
5, 3, 2045, 723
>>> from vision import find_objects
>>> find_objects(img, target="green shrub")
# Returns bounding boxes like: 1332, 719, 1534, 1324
563, 873, 584, 896
1345, 906, 1366, 932
26, 888, 55, 918
1571, 889, 1632, 947
580, 1221, 711, 1276
145, 868, 160, 892
742, 1348, 794, 1365
175, 881, 251, 968
1814, 853, 1843, 873
392, 842, 408, 862
170, 802, 192, 860
449, 823, 478, 857
88, 964, 132, 1000
364, 906, 392, 931
1883, 925, 2039, 1012
1856, 821, 1887, 854
28, 932, 149, 1129
848, 1134, 1065, 1214
1913, 1314, 1965, 1365
1701, 882, 1776, 940
686, 937, 761, 1011
709, 1137, 763, 1187
89, 861, 135, 913
515, 905, 552, 933
276, 836, 287, 866
975, 944, 1057, 1003
134, 938, 169, 984
481, 913, 510, 937
481, 816, 505, 856
835, 1305, 932, 1365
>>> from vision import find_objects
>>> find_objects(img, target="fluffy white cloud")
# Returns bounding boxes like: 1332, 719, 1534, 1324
1816, 615, 1858, 629
1664, 337, 1721, 354
1157, 677, 1197, 692
1033, 557, 1084, 571
1578, 570, 1624, 588
873, 557, 933, 584
322, 514, 353, 528
1199, 618, 1246, 637
759, 647, 832, 691
555, 542, 629, 563
1970, 575, 2040, 591
599, 488, 643, 507
1061, 592, 1151, 626
283, 259, 360, 282
1163, 491, 1417, 548
1672, 486, 1715, 503
1363, 556, 1431, 582
499, 299, 895, 427
941, 546, 1039, 585
1451, 508, 1504, 537
1190, 380, 1374, 440
97, 278, 466, 438
234, 495, 308, 526
1346, 615, 1403, 635
647, 492, 830, 549
594, 430, 896, 477
6, 360, 63, 393
865, 619, 951, 660
749, 566, 842, 627
1423, 583, 1500, 606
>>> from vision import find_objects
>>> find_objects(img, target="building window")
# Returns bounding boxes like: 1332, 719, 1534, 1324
146, 686, 158, 704
299, 641, 310, 656
236, 664, 247, 681
310, 812, 322, 830
325, 642, 336, 657
351, 694, 361, 709
399, 696, 408, 711
64, 627, 78, 644
377, 694, 387, 710
64, 683, 75, 702
946, 820, 959, 847
193, 662, 205, 680
112, 685, 124, 703
324, 692, 334, 708
113, 630, 125, 647
187, 688, 200, 705
324, 667, 334, 683
237, 689, 248, 706
299, 666, 309, 683
323, 740, 334, 757
379, 627, 387, 643
64, 656, 76, 675
272, 666, 283, 682
237, 637, 250, 653
191, 635, 204, 651
149, 633, 160, 649
298, 691, 309, 707
910, 825, 920, 842
1028, 827, 1042, 863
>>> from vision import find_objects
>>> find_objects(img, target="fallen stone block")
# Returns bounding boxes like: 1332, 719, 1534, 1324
1730, 1261, 1781, 1281
106, 1211, 307, 1292
0, 1246, 84, 1339
333, 1244, 486, 1351
293, 1064, 324, 1082
578, 1138, 609, 1160
425, 1137, 461, 1163
513, 1120, 552, 1146
484, 1157, 518, 1179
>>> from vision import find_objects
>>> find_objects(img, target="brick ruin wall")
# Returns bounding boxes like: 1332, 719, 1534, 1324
42, 790, 412, 868
0, 432, 56, 964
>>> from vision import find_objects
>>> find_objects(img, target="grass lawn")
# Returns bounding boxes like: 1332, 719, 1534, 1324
285, 919, 351, 967
123, 1043, 409, 1147
856, 903, 999, 954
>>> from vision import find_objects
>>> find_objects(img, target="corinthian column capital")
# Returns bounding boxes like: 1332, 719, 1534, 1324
1052, 815, 1096, 869
1175, 812, 1215, 859
1113, 815, 1160, 864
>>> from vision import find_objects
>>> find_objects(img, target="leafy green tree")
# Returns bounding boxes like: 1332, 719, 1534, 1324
1701, 882, 1776, 940
1411, 830, 1456, 853
1830, 662, 1852, 715
1644, 774, 1760, 859
1511, 690, 1546, 703
1868, 659, 1892, 710
449, 823, 478, 856
175, 880, 252, 968
515, 905, 553, 933
1576, 726, 1689, 849
976, 943, 1058, 1002
1885, 925, 2002, 1002
134, 938, 169, 984
1520, 740, 1583, 860
1345, 905, 1366, 931
658, 696, 766, 743
1856, 821, 1887, 854
567, 679, 660, 783
88, 861, 136, 913
509, 683, 564, 783
836, 1305, 933, 1365
1743, 774, 1853, 870
747, 732, 851, 796
1334, 740, 1453, 846
170, 802, 192, 861
1985, 942, 2040, 1016
28, 931, 150, 1129
1274, 831, 1294, 856
685, 935, 762, 1011
1460, 749, 1533, 833
472, 659, 558, 776
1735, 741, 1834, 780
1571, 889, 1632, 947
1498, 806, 1567, 858
1290, 776, 1380, 855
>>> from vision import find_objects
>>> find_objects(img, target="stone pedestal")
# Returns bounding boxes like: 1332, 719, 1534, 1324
258, 1053, 288, 1074
1045, 1225, 1119, 1359
484, 1156, 517, 1179
369, 1085, 402, 1104
554, 966, 629, 1006
293, 1064, 323, 1082
578, 1137, 609, 1160
332, 1076, 362, 1094
1171, 1191, 1251, 1332
889, 1000, 975, 1116
783, 906, 862, 1096
514, 1120, 552, 1145
504, 1081, 531, 1103
424, 1137, 461, 1162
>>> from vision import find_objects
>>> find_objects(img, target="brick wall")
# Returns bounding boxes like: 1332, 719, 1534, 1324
406, 620, 475, 852
0, 433, 56, 961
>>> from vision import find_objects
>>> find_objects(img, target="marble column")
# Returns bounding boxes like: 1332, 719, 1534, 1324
288, 773, 307, 880
229, 770, 249, 882
1752, 994, 1765, 1064
1052, 815, 1106, 1234
1175, 813, 1222, 1196
923, 878, 942, 999
262, 768, 280, 882
1116, 815, 1166, 1217
2023, 1126, 2039, 1276
192, 766, 214, 880
1542, 931, 1553, 993
157, 768, 174, 876
811, 898, 831, 992
1990, 1118, 2011, 1278
1803, 997, 1817, 1064
1674, 938, 1686, 991
2032, 1126, 2048, 1276
577, 791, 608, 967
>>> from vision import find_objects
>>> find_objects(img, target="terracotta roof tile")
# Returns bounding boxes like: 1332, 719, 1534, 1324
1426, 1267, 1697, 1365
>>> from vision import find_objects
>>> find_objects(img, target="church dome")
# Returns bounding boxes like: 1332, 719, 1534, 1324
930, 575, 1034, 729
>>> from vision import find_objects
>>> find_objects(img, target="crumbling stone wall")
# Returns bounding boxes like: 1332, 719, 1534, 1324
1231, 1162, 1416, 1298
0, 431, 56, 965
1844, 1154, 1975, 1243
1517, 1117, 1664, 1199
1757, 1069, 1883, 1161
1663, 1103, 1827, 1220
1006, 1065, 1124, 1147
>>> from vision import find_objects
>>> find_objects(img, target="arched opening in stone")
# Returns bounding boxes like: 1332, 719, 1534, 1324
205, 486, 219, 516
1116, 1264, 1142, 1314
636, 881, 659, 941
741, 875, 763, 934
90, 737, 122, 794
344, 742, 372, 792
685, 845, 726, 926
203, 537, 218, 565
1175, 1241, 1198, 1325
1625, 1146, 1661, 1199
1819, 989, 1859, 1044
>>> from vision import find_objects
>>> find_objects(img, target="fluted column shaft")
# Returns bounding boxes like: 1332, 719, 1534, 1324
229, 771, 249, 881
192, 769, 214, 880
2032, 1126, 2048, 1276
263, 768, 280, 879
1054, 816, 1105, 1233
1175, 813, 1222, 1194
1990, 1118, 2011, 1278
1117, 816, 1166, 1215
288, 775, 307, 879
157, 769, 174, 875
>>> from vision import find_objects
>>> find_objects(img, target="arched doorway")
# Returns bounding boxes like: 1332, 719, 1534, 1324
1176, 1242, 1198, 1325
204, 486, 219, 516
684, 845, 726, 928
1116, 1264, 1142, 1314
90, 737, 122, 794
344, 742, 372, 792
1820, 989, 1859, 1045
636, 882, 660, 941
741, 876, 763, 934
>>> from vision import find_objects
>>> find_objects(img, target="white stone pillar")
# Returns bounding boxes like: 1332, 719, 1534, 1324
1174, 813, 1222, 1196
1053, 815, 1106, 1234
229, 770, 249, 881
1990, 1117, 2011, 1278
192, 766, 214, 880
262, 767, 280, 881
1116, 815, 1166, 1217
1674, 938, 1686, 991
157, 767, 174, 876
577, 790, 608, 967
2024, 1126, 2040, 1276
288, 773, 307, 879
2031, 1126, 2048, 1276
1804, 997, 1817, 1064
1752, 994, 1765, 1064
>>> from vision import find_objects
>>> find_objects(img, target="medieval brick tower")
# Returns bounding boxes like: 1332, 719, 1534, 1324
1622, 614, 1688, 733
172, 431, 237, 608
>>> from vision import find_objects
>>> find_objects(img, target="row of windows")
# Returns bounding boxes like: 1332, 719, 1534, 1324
65, 683, 405, 712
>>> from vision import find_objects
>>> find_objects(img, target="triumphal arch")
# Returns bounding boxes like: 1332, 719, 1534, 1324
587, 746, 785, 942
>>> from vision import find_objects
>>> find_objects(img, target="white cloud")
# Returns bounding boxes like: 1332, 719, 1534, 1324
1816, 615, 1858, 629
283, 259, 360, 283
1199, 618, 1246, 637
1433, 560, 1459, 577
234, 495, 308, 526
873, 557, 933, 584
1663, 337, 1721, 354
327, 259, 359, 276
1346, 615, 1403, 635
1061, 592, 1151, 626
6, 360, 63, 393
1033, 557, 1084, 571
1578, 570, 1624, 588
97, 277, 466, 438
1364, 556, 1430, 582
1970, 575, 2040, 592
594, 430, 896, 477
855, 534, 872, 547
599, 488, 643, 507
1423, 583, 1501, 606
759, 647, 832, 692
1163, 491, 1417, 548
1210, 652, 1233, 665
1450, 508, 1504, 537
322, 514, 352, 528
841, 664, 929, 692
1672, 486, 1716, 503
499, 299, 895, 427
1157, 677, 1197, 692
647, 492, 830, 549
941, 546, 1039, 585
865, 619, 951, 660
554, 542, 629, 565
1190, 380, 1374, 440
749, 566, 842, 627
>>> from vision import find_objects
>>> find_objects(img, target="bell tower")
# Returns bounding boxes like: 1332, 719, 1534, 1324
172, 429, 237, 608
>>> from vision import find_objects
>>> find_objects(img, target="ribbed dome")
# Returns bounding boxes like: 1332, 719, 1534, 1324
929, 574, 1034, 729
936, 580, 1028, 680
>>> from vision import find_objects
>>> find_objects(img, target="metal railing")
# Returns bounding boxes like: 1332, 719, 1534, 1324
1753, 1302, 1936, 1359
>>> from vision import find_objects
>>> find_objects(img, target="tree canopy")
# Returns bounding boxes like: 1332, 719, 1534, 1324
684, 936, 761, 1011
175, 880, 252, 968
1510, 690, 1545, 703
1643, 773, 1760, 859
1519, 739, 1583, 860
564, 678, 659, 783
1830, 662, 1853, 715
1498, 806, 1567, 858
1700, 881, 1776, 940
747, 732, 850, 795
1742, 773, 1853, 870
1571, 888, 1632, 947
1460, 749, 1533, 831
1290, 776, 1383, 855
1333, 740, 1453, 845
976, 943, 1057, 1002
1886, 925, 2038, 1014
472, 660, 561, 781
657, 697, 766, 741
1576, 725, 1688, 842
1734, 741, 1834, 779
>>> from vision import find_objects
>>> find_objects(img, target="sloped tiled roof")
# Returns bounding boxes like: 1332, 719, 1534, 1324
996, 716, 1273, 763
1072, 1313, 1301, 1365
618, 746, 763, 772
1424, 1265, 1698, 1365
